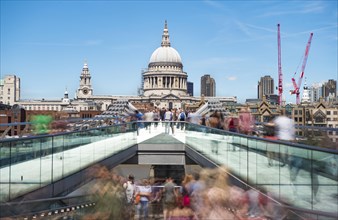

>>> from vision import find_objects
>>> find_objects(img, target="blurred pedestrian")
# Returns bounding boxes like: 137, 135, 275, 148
86, 166, 125, 220
273, 115, 295, 167
178, 108, 186, 130
238, 107, 254, 135
164, 108, 173, 134
153, 108, 160, 128
135, 179, 152, 220
123, 174, 136, 219
144, 108, 154, 133
207, 110, 224, 130
263, 122, 278, 167
162, 176, 178, 219
228, 116, 238, 133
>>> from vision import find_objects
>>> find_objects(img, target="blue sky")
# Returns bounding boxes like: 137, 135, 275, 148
1, 0, 337, 104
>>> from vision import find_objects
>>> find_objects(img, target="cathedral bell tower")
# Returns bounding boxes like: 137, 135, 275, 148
76, 62, 93, 99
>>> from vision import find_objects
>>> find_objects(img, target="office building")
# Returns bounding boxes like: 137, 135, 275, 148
257, 75, 274, 99
309, 82, 323, 103
0, 75, 20, 106
200, 74, 216, 97
323, 79, 337, 101
187, 81, 194, 96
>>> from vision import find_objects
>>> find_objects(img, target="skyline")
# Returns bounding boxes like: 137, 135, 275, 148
1, 1, 337, 104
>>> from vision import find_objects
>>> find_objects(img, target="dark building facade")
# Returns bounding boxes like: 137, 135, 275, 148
323, 79, 337, 101
257, 75, 274, 99
0, 104, 26, 137
187, 81, 194, 96
200, 74, 216, 97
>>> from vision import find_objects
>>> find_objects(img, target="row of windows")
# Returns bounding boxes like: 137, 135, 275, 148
326, 111, 338, 115
0, 88, 11, 94
327, 118, 338, 121
295, 117, 338, 122
0, 97, 11, 100
294, 117, 303, 122
149, 66, 181, 71
25, 106, 60, 111
23, 106, 90, 111
295, 110, 338, 115
294, 110, 303, 115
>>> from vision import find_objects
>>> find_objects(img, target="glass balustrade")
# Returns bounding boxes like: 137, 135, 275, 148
1, 121, 337, 216
0, 123, 137, 202
185, 123, 338, 214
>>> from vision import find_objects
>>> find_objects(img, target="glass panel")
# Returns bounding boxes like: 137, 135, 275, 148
185, 123, 338, 215
0, 122, 138, 203
40, 137, 53, 185
52, 135, 65, 181
0, 141, 10, 202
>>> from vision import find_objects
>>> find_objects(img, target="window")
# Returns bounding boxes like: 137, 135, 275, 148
294, 110, 298, 115
327, 111, 331, 115
334, 111, 337, 115
299, 110, 302, 115
315, 117, 324, 123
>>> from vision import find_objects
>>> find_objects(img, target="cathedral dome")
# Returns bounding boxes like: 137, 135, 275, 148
143, 21, 188, 97
149, 46, 182, 64
148, 20, 182, 66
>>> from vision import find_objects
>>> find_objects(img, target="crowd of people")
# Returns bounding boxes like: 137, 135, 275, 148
128, 106, 258, 138
84, 165, 286, 220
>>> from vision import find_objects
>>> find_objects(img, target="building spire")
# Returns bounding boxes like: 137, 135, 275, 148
301, 77, 310, 103
83, 59, 88, 69
161, 20, 171, 47
64, 87, 69, 99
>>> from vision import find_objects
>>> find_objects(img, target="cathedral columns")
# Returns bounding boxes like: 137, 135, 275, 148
145, 75, 186, 90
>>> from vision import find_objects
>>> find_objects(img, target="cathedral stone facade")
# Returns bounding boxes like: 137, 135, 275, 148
143, 21, 188, 97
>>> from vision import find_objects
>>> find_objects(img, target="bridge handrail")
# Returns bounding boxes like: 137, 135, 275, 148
186, 122, 338, 154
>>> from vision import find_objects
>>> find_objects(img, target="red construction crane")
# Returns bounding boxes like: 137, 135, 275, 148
290, 32, 314, 105
277, 24, 283, 106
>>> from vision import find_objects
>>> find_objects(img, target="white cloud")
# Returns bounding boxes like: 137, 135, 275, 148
84, 40, 102, 46
227, 76, 237, 81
